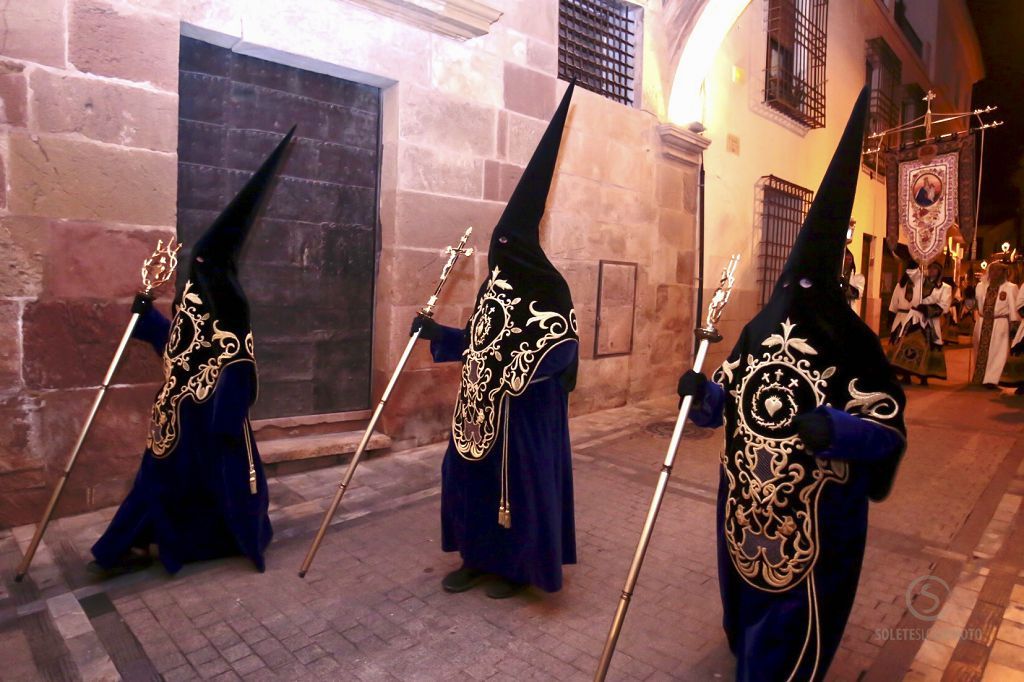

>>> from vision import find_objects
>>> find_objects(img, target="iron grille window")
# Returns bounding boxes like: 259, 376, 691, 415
558, 0, 637, 106
864, 37, 902, 176
757, 176, 814, 306
764, 0, 828, 129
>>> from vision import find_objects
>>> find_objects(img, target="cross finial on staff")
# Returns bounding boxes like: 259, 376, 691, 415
421, 226, 476, 317
443, 226, 475, 259
923, 90, 936, 138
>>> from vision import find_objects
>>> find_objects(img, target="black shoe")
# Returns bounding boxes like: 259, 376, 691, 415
983, 383, 1000, 391
920, 377, 929, 386
441, 566, 486, 593
86, 554, 153, 580
485, 577, 526, 599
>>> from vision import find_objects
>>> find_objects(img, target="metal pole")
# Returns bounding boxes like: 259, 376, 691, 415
15, 313, 140, 582
298, 330, 422, 578
14, 238, 179, 582
594, 255, 739, 680
298, 226, 475, 578
696, 160, 706, 361
971, 126, 986, 261
594, 339, 710, 681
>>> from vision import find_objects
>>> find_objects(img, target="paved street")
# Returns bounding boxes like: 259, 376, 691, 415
1, 348, 1023, 681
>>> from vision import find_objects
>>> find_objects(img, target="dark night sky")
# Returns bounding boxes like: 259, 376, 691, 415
966, 0, 1024, 227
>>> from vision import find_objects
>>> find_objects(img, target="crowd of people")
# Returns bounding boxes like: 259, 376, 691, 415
883, 246, 1024, 391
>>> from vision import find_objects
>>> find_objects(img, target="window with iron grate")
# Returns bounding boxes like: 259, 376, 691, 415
764, 0, 828, 129
558, 0, 638, 106
757, 176, 815, 307
863, 37, 902, 178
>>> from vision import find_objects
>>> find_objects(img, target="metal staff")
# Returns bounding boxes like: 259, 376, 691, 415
298, 226, 475, 578
15, 239, 181, 582
595, 254, 740, 681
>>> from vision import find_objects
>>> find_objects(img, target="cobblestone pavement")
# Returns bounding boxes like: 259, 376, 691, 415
1, 348, 1023, 681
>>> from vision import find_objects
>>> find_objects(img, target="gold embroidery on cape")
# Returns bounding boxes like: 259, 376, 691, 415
147, 280, 255, 457
721, 319, 848, 592
452, 266, 576, 460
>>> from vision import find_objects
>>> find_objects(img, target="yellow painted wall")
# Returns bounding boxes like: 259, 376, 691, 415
694, 0, 980, 368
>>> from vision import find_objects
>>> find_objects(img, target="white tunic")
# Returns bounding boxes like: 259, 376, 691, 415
919, 281, 952, 345
1010, 283, 1024, 348
973, 279, 1020, 384
848, 272, 866, 314
888, 268, 924, 338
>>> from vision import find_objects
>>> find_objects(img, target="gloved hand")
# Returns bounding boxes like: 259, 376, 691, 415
131, 293, 154, 316
410, 314, 442, 340
794, 409, 833, 454
1013, 340, 1024, 357
677, 370, 708, 402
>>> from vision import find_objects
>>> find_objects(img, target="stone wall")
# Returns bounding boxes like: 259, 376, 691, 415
0, 0, 181, 525
0, 0, 701, 526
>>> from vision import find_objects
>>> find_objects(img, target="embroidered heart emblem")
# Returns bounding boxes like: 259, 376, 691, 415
765, 396, 783, 417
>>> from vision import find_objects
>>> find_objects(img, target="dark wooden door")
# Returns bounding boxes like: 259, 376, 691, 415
176, 37, 380, 419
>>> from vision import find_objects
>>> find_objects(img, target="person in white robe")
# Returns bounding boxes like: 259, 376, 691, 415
889, 260, 950, 383
843, 248, 867, 315
973, 262, 1019, 388
888, 263, 923, 344
1000, 279, 1024, 391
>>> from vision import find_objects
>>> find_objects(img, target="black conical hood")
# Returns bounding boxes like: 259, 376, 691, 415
192, 126, 296, 268
489, 81, 574, 264
780, 88, 869, 283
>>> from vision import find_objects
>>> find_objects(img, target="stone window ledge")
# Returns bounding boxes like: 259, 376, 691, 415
345, 0, 503, 40
657, 123, 711, 167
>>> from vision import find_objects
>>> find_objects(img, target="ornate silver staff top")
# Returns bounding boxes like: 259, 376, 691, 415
697, 254, 740, 342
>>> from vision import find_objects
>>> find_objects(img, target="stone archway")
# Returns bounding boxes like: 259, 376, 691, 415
662, 0, 753, 125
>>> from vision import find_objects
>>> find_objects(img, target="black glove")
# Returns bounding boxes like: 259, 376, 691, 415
131, 293, 154, 316
677, 370, 708, 402
793, 410, 832, 454
1013, 340, 1024, 357
410, 315, 442, 340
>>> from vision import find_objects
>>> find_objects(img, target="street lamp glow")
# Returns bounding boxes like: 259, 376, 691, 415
667, 0, 752, 126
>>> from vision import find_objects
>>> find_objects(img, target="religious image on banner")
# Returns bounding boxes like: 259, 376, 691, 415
900, 153, 957, 263
884, 134, 976, 261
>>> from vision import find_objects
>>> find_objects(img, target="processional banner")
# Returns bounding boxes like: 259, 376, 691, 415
884, 134, 976, 264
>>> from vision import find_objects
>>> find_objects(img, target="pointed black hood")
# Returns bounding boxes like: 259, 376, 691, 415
146, 128, 294, 457
184, 127, 295, 332
488, 80, 574, 272
714, 89, 906, 505
778, 87, 869, 289
451, 82, 579, 463
192, 126, 296, 271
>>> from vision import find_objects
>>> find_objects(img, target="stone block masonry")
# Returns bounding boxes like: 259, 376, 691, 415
0, 0, 179, 525
0, 0, 703, 526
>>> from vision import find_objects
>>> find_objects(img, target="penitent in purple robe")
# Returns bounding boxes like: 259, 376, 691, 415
92, 306, 272, 574
430, 323, 577, 592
